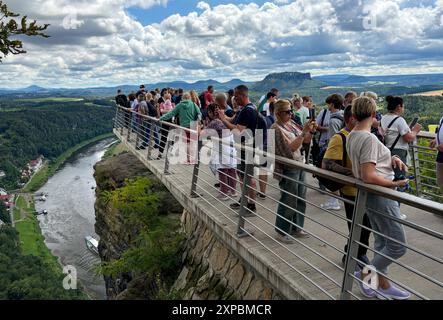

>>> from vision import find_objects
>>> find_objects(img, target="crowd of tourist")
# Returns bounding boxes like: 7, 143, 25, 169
116, 81, 442, 300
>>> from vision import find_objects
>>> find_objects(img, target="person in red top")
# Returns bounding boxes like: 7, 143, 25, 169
204, 85, 215, 108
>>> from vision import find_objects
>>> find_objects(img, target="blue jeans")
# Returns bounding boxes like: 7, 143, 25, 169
365, 192, 407, 274
275, 169, 307, 235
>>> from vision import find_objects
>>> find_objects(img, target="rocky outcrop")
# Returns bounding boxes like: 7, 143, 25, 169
172, 211, 282, 300
94, 151, 182, 299
95, 151, 283, 300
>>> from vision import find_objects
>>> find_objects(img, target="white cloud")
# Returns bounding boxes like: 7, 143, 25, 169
1, 0, 443, 88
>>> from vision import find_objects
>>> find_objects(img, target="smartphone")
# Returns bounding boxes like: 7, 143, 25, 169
309, 108, 316, 120
409, 117, 419, 129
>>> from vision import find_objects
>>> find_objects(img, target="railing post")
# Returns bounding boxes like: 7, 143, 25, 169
237, 163, 254, 238
410, 144, 422, 197
190, 138, 203, 198
340, 189, 368, 300
114, 105, 120, 132
164, 131, 172, 175
126, 110, 131, 142
147, 118, 155, 160
134, 117, 140, 149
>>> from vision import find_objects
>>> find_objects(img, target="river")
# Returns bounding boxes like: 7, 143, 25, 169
34, 138, 116, 300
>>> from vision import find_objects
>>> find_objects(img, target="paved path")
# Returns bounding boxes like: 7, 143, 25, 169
116, 128, 443, 300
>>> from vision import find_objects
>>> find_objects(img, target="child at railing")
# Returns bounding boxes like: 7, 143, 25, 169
205, 103, 237, 200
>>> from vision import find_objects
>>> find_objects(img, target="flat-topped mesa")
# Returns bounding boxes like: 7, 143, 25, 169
262, 72, 312, 82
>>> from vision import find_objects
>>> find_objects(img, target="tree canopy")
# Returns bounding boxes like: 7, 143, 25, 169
0, 0, 49, 62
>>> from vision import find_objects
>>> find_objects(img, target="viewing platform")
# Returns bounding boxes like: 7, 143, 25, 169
113, 107, 443, 300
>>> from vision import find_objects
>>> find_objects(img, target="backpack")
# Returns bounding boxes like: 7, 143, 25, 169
315, 132, 347, 192
238, 104, 268, 154
199, 92, 207, 110
312, 109, 328, 166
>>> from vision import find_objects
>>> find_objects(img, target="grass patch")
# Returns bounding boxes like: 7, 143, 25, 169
14, 198, 60, 273
13, 206, 21, 221
24, 132, 115, 193
103, 142, 126, 159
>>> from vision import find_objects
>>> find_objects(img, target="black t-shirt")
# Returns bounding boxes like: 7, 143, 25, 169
147, 101, 157, 118
235, 104, 258, 134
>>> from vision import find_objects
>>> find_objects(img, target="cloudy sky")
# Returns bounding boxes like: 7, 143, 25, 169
1, 0, 443, 88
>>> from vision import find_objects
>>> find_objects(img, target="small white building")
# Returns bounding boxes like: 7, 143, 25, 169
0, 188, 7, 196
0, 170, 5, 178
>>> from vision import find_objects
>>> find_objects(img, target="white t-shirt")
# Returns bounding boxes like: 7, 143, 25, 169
316, 109, 331, 148
437, 116, 443, 146
262, 102, 271, 116
295, 106, 310, 126
347, 130, 394, 181
380, 114, 411, 150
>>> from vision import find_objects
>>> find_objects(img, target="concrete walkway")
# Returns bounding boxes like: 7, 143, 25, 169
115, 128, 443, 300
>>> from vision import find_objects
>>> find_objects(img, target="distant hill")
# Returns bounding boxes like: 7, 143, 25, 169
313, 73, 443, 87
251, 72, 325, 94
2, 71, 443, 102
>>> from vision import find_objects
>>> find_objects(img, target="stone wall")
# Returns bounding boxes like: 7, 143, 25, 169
172, 210, 283, 300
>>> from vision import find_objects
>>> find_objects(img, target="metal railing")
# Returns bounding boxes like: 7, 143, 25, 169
409, 132, 442, 201
113, 105, 443, 300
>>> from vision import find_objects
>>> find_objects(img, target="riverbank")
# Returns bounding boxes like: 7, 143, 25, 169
12, 134, 115, 299
14, 194, 60, 273
23, 132, 115, 193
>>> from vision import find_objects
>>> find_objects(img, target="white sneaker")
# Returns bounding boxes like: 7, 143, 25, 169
275, 233, 294, 244
399, 213, 407, 220
321, 202, 341, 211
217, 194, 230, 201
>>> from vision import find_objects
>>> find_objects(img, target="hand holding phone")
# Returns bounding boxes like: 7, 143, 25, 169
309, 108, 316, 120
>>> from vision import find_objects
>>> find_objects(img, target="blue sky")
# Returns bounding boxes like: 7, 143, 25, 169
2, 0, 443, 88
127, 0, 270, 25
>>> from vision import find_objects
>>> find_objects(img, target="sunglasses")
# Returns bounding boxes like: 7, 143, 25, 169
280, 110, 293, 115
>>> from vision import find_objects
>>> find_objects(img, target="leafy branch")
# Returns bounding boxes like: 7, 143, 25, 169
0, 0, 49, 62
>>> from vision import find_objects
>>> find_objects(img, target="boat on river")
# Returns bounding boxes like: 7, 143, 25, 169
85, 236, 99, 255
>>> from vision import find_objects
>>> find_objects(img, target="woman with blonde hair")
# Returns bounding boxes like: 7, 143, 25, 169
271, 99, 316, 243
347, 96, 410, 300
190, 90, 201, 109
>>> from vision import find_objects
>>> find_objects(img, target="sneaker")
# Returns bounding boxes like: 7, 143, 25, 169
399, 213, 407, 220
214, 183, 221, 188
275, 233, 294, 244
230, 201, 241, 210
217, 194, 229, 201
354, 270, 376, 298
320, 202, 341, 211
245, 203, 256, 217
293, 230, 309, 238
229, 191, 238, 198
258, 192, 267, 200
376, 285, 411, 300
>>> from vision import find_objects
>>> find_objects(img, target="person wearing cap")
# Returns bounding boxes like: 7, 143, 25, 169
136, 84, 146, 97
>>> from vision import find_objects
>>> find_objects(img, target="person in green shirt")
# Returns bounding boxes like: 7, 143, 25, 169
160, 92, 202, 164
160, 92, 202, 128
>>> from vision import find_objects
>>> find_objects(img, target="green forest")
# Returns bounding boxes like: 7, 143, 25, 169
0, 98, 115, 189
0, 225, 85, 299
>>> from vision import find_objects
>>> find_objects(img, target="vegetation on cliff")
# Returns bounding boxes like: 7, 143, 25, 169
98, 175, 183, 299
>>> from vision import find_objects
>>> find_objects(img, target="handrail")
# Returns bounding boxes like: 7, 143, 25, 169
114, 105, 443, 300
116, 105, 442, 214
